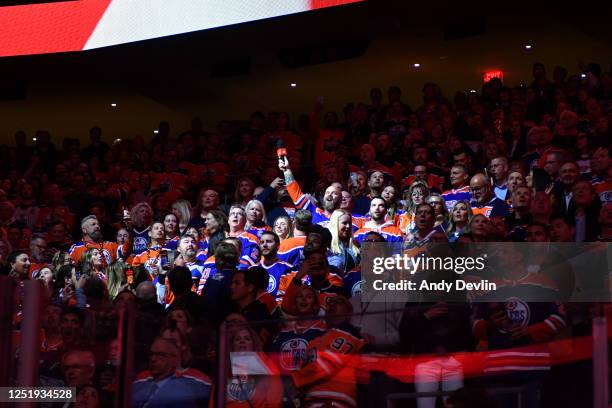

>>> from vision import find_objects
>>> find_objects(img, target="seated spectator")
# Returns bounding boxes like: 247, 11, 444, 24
131, 337, 211, 408
61, 349, 96, 387
220, 325, 283, 407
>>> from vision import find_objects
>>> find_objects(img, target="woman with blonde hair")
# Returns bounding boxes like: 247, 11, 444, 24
80, 248, 106, 282
446, 200, 473, 243
244, 199, 271, 239
171, 199, 193, 235
106, 261, 127, 300
397, 181, 430, 234
327, 209, 360, 276
273, 215, 292, 241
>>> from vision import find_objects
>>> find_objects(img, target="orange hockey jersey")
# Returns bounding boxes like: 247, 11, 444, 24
292, 324, 365, 408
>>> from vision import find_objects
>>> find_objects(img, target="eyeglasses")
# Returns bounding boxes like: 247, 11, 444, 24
470, 186, 486, 193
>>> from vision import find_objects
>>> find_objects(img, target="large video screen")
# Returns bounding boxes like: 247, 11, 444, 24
0, 0, 363, 57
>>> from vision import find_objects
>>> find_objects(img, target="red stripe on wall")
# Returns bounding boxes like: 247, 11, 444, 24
310, 0, 364, 10
0, 0, 112, 57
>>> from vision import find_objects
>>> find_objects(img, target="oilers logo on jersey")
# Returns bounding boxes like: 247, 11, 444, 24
500, 297, 531, 333
280, 338, 309, 371
143, 258, 159, 276
227, 376, 256, 402
351, 280, 364, 297
101, 249, 112, 266
133, 237, 149, 254
267, 275, 277, 294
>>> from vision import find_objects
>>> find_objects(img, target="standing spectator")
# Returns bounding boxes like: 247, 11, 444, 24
202, 210, 228, 260
171, 200, 193, 236
189, 189, 221, 231
279, 155, 341, 227
80, 248, 105, 281
69, 215, 124, 268
129, 202, 153, 257
569, 180, 601, 242
244, 200, 271, 239
446, 201, 472, 243
257, 231, 294, 303
273, 215, 292, 241
355, 198, 403, 245
327, 210, 360, 276
227, 205, 261, 269
442, 164, 472, 212
489, 156, 510, 200
469, 173, 510, 219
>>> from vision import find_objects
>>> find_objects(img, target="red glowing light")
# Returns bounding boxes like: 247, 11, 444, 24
483, 70, 504, 83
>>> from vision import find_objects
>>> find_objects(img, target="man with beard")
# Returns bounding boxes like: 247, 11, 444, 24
257, 231, 295, 303
354, 197, 403, 245
228, 205, 261, 269
175, 234, 206, 294
469, 173, 510, 219
279, 155, 341, 228
69, 215, 126, 267
29, 234, 51, 278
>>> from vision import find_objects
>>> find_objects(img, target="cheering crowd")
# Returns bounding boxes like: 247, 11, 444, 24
1, 61, 611, 408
